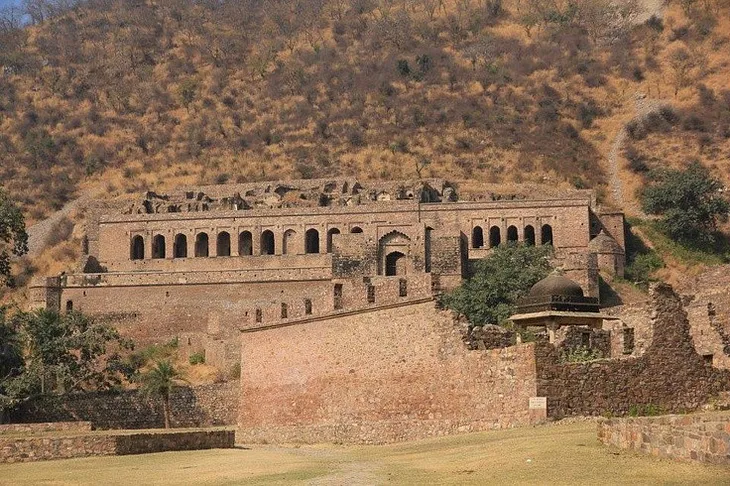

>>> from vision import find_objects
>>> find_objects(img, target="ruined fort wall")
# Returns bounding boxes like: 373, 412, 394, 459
59, 279, 336, 346
536, 284, 730, 418
238, 302, 538, 444
98, 198, 592, 268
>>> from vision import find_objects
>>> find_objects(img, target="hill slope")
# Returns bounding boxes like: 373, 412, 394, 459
1, 0, 728, 224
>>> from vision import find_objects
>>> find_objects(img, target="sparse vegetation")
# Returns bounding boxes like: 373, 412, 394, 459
641, 161, 729, 248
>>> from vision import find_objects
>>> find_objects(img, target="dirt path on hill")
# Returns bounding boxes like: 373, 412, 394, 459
25, 185, 106, 256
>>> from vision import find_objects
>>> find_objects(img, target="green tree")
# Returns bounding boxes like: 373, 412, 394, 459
440, 243, 553, 326
641, 162, 729, 246
0, 188, 28, 287
0, 310, 134, 415
138, 360, 184, 429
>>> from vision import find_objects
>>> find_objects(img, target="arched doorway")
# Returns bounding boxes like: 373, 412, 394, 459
305, 228, 320, 254
130, 235, 144, 260
472, 226, 484, 248
217, 232, 231, 256
489, 226, 501, 247
195, 233, 209, 257
260, 230, 275, 255
541, 224, 553, 245
385, 251, 407, 276
507, 226, 518, 243
239, 231, 253, 256
152, 235, 166, 259
524, 226, 535, 246
173, 234, 188, 258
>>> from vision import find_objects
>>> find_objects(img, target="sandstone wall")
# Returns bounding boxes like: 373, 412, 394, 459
238, 302, 538, 444
598, 413, 730, 465
536, 284, 730, 418
0, 422, 91, 435
14, 382, 238, 430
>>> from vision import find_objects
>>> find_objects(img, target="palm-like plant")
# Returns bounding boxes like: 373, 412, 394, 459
138, 360, 184, 429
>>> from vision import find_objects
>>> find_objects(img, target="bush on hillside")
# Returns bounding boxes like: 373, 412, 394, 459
641, 162, 729, 247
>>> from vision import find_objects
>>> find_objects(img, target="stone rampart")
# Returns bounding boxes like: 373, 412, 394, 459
238, 302, 539, 444
598, 413, 730, 465
13, 382, 238, 430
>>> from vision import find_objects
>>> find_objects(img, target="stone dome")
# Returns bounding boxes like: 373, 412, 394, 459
588, 230, 624, 254
528, 273, 584, 298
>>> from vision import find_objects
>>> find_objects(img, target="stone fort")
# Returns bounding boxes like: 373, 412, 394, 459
29, 178, 625, 368
23, 178, 730, 443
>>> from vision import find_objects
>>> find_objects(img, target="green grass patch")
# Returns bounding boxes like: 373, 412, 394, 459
631, 219, 729, 267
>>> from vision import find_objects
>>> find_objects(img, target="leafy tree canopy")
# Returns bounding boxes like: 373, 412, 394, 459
440, 243, 553, 326
0, 309, 134, 414
641, 161, 729, 246
0, 188, 28, 287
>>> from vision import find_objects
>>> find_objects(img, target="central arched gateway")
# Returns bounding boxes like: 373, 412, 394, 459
378, 231, 411, 276
385, 251, 407, 276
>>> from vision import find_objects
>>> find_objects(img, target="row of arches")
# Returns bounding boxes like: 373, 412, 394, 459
471, 224, 553, 249
130, 226, 365, 260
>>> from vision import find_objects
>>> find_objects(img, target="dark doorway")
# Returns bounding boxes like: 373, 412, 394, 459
239, 231, 253, 256
472, 226, 484, 249
195, 233, 209, 257
261, 230, 275, 255
305, 229, 320, 254
217, 232, 231, 256
385, 251, 407, 276
131, 235, 145, 260
173, 234, 188, 258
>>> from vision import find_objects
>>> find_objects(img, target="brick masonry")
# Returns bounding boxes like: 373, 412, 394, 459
0, 422, 91, 435
14, 382, 238, 430
536, 284, 730, 418
598, 413, 730, 465
29, 179, 625, 370
238, 302, 539, 444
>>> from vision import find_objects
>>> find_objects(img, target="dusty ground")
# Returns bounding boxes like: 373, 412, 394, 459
1, 422, 728, 485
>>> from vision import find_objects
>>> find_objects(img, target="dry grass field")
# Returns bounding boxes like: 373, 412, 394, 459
2, 422, 729, 485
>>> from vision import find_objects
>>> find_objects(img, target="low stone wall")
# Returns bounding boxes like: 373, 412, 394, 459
0, 422, 91, 435
13, 382, 238, 430
0, 429, 235, 463
598, 413, 730, 465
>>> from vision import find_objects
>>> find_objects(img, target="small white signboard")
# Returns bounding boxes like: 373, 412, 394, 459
529, 397, 547, 410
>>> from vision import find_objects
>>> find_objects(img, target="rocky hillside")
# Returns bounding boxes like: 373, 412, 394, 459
1, 0, 728, 224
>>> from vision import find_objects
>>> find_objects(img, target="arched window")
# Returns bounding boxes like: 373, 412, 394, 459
260, 230, 275, 255
305, 228, 320, 254
541, 224, 553, 245
304, 298, 313, 315
282, 229, 297, 255
524, 226, 536, 246
350, 226, 363, 234
472, 226, 484, 249
507, 226, 518, 243
489, 226, 501, 247
152, 235, 166, 259
239, 231, 253, 256
326, 228, 341, 253
280, 303, 288, 319
130, 235, 145, 260
173, 234, 188, 258
217, 231, 231, 257
385, 251, 407, 276
195, 233, 209, 257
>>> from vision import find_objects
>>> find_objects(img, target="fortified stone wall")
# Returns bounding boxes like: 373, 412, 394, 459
598, 412, 730, 465
536, 284, 730, 418
238, 302, 539, 444
13, 382, 238, 430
